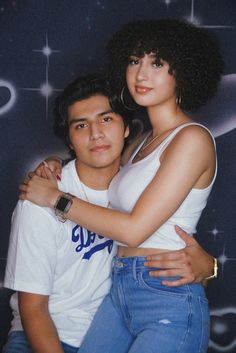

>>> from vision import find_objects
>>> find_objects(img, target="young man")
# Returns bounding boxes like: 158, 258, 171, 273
4, 74, 216, 353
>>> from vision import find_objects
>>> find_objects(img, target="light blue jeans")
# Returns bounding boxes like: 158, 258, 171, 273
2, 331, 79, 353
79, 256, 210, 353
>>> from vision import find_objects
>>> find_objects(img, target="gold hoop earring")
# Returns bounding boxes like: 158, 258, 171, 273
120, 86, 137, 111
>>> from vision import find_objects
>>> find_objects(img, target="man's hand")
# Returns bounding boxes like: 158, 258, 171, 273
144, 226, 214, 287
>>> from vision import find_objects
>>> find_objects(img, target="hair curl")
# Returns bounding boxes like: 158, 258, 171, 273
106, 19, 224, 112
53, 73, 133, 156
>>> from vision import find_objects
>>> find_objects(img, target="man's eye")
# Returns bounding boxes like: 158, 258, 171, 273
76, 123, 87, 129
102, 116, 112, 123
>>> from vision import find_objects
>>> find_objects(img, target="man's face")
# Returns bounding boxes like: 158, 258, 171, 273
68, 95, 129, 171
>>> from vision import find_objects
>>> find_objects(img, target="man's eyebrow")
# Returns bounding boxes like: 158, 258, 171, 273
68, 109, 114, 125
99, 109, 114, 116
68, 117, 86, 126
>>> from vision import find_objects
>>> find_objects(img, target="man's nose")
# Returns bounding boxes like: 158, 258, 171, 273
90, 122, 104, 140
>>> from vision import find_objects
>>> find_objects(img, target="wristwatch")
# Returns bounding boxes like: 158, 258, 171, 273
54, 193, 74, 222
204, 257, 218, 280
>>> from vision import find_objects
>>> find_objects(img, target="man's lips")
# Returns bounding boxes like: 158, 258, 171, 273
90, 144, 110, 152
135, 85, 153, 94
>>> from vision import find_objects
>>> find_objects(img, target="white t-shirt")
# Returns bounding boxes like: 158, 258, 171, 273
4, 160, 117, 347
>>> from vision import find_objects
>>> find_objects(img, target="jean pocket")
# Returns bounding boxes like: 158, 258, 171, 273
138, 270, 189, 298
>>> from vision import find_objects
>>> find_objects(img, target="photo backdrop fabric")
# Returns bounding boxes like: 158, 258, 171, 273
0, 1, 235, 352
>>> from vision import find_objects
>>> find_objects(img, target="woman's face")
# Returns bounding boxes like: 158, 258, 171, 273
126, 53, 177, 109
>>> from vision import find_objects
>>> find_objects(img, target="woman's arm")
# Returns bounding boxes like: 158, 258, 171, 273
20, 126, 215, 247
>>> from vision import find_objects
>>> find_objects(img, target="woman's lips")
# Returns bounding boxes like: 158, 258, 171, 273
135, 85, 153, 94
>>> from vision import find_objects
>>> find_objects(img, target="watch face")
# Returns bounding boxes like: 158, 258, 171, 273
56, 196, 70, 212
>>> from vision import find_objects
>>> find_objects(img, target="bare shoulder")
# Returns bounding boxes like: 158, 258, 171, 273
161, 124, 215, 164
172, 124, 215, 150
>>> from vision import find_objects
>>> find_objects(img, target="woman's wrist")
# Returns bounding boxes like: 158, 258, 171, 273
53, 192, 75, 222
49, 190, 63, 208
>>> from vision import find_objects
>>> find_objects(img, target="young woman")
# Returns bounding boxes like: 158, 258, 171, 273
20, 19, 224, 352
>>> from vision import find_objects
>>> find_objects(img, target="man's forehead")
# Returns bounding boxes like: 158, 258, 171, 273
68, 95, 113, 120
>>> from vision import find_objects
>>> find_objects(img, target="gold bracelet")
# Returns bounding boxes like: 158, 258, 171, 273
204, 257, 218, 280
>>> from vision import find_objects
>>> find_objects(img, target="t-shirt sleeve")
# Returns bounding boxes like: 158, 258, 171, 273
4, 200, 60, 295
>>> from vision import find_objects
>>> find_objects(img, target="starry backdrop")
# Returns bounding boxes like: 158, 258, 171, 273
0, 0, 235, 352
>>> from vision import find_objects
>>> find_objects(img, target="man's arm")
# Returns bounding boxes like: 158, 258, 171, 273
19, 292, 64, 353
144, 226, 215, 286
4, 200, 64, 352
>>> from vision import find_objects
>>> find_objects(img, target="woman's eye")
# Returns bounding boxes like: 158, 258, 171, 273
128, 58, 139, 65
153, 62, 163, 68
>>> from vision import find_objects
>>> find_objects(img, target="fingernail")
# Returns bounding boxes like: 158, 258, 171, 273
56, 174, 61, 181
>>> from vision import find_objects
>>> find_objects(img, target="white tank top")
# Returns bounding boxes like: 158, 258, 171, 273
108, 122, 217, 250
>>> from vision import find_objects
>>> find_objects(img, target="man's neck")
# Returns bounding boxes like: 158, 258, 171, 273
75, 160, 120, 190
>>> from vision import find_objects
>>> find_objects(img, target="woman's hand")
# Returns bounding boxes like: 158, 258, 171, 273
34, 157, 63, 180
19, 166, 61, 208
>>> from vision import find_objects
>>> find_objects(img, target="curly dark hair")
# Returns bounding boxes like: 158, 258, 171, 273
106, 19, 224, 112
53, 73, 133, 156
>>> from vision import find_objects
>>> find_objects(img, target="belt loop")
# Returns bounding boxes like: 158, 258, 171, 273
132, 257, 137, 281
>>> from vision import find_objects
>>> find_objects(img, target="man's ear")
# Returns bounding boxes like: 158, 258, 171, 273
66, 136, 73, 150
124, 125, 130, 138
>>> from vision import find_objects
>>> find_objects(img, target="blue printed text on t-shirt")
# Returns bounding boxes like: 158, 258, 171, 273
72, 224, 113, 260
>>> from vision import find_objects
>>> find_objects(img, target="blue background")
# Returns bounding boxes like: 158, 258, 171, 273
0, 1, 236, 351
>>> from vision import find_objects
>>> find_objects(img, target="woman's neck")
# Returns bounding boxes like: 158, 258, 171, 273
147, 102, 191, 136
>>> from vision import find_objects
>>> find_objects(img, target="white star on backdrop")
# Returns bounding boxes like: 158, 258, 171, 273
20, 34, 62, 118
218, 244, 236, 274
186, 0, 234, 28
207, 225, 224, 241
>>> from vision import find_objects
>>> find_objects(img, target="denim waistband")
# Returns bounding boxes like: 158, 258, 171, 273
112, 256, 147, 270
112, 256, 206, 297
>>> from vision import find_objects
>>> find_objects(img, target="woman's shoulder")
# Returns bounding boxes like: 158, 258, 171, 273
162, 123, 216, 162
173, 123, 215, 147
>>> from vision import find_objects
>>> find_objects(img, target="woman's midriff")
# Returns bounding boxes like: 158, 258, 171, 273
117, 246, 173, 257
